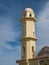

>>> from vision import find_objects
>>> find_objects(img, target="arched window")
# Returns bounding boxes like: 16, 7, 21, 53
23, 46, 25, 54
32, 46, 34, 52
33, 32, 34, 34
22, 46, 25, 58
29, 14, 32, 17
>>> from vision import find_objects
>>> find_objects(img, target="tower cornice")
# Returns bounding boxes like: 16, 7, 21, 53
21, 17, 36, 22
21, 37, 37, 41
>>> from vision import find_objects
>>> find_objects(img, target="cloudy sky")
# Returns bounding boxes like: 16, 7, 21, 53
0, 0, 49, 65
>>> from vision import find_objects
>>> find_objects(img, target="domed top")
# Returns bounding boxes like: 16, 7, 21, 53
25, 8, 34, 13
37, 46, 49, 57
22, 8, 35, 18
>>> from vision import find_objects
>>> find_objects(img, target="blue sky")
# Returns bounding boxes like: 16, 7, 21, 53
0, 0, 49, 65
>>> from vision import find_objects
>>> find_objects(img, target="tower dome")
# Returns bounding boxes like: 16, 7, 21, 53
23, 8, 35, 18
25, 8, 34, 13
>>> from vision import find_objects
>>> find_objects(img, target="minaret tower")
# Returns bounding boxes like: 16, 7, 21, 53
16, 8, 37, 65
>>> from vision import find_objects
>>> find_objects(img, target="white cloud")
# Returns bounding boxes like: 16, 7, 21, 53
0, 16, 21, 65
0, 1, 22, 65
36, 1, 49, 53
0, 17, 21, 50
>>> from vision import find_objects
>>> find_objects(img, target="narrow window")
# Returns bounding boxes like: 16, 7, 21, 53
33, 32, 34, 34
23, 46, 25, 54
33, 32, 35, 36
22, 46, 25, 58
32, 46, 34, 52
29, 14, 32, 17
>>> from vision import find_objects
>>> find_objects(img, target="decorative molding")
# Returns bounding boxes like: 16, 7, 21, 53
20, 17, 36, 22
21, 37, 37, 41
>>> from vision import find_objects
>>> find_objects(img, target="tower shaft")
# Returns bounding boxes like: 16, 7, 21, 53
21, 17, 37, 60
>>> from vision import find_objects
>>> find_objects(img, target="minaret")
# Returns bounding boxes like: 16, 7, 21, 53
16, 8, 37, 65
21, 8, 37, 60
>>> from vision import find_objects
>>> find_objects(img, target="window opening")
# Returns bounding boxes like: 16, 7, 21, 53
32, 46, 34, 52
29, 14, 32, 17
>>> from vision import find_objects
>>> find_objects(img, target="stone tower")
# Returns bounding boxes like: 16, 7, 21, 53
16, 8, 37, 65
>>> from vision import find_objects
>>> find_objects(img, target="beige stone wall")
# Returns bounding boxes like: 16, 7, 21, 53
22, 20, 35, 38
29, 60, 38, 65
26, 40, 36, 59
19, 62, 27, 65
21, 41, 26, 59
26, 20, 35, 37
18, 61, 29, 65
22, 21, 26, 37
17, 60, 39, 65
22, 19, 36, 59
21, 39, 36, 60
